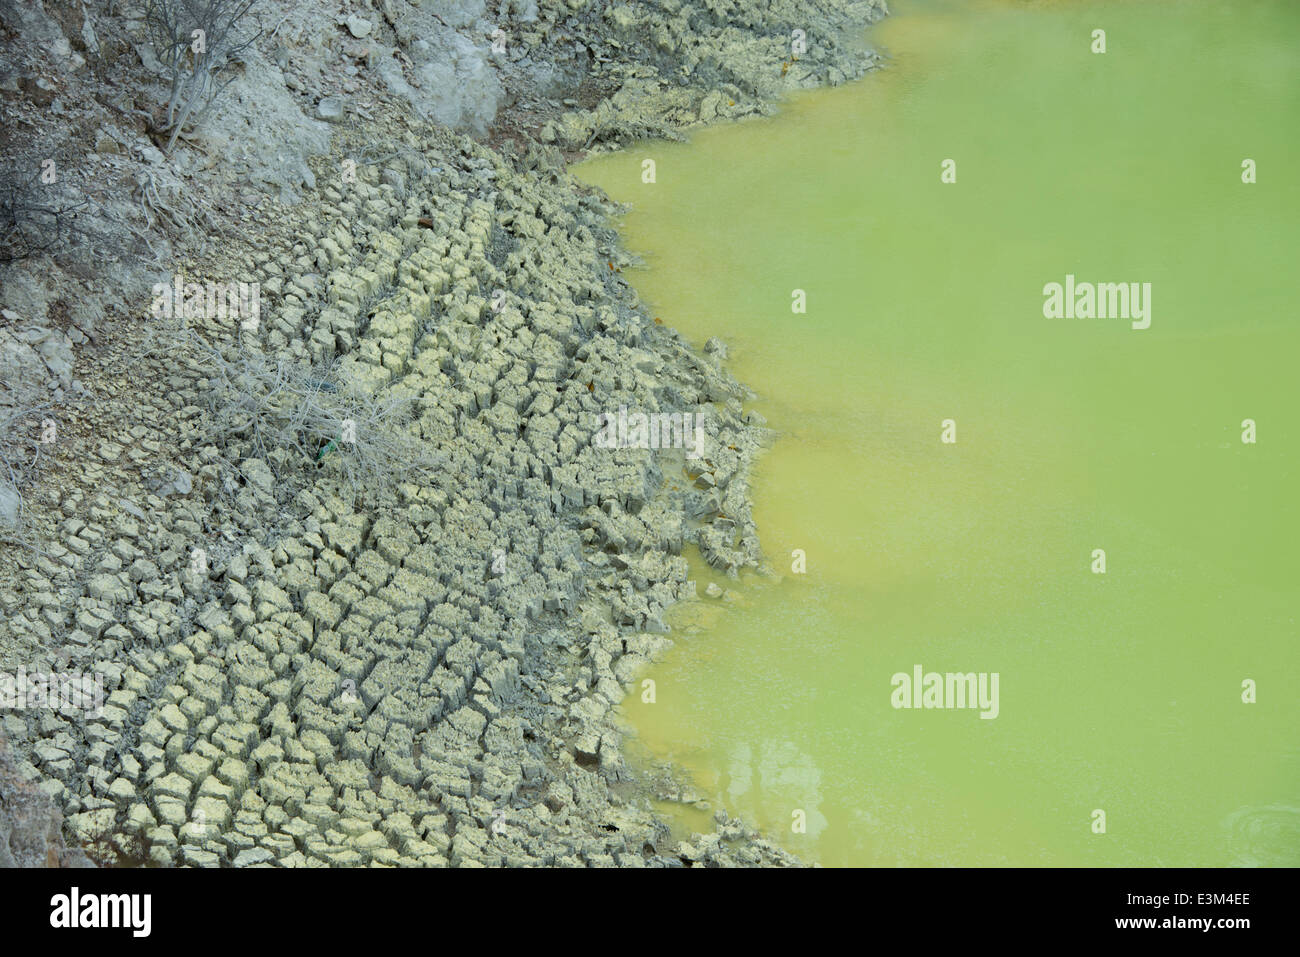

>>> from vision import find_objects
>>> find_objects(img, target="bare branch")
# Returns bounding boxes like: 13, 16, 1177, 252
143, 0, 264, 154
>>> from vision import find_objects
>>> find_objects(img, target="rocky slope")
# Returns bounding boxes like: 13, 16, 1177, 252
0, 0, 887, 867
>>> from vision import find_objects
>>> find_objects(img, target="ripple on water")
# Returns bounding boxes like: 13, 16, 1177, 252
1222, 805, 1300, 867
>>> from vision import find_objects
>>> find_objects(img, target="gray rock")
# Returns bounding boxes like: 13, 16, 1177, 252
317, 96, 345, 122
0, 734, 93, 867
233, 846, 275, 867
201, 48, 332, 201
0, 481, 19, 528
238, 459, 274, 492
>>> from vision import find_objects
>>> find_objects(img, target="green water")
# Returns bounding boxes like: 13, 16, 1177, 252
577, 0, 1300, 866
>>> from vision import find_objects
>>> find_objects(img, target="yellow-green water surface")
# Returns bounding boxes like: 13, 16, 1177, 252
577, 0, 1300, 866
